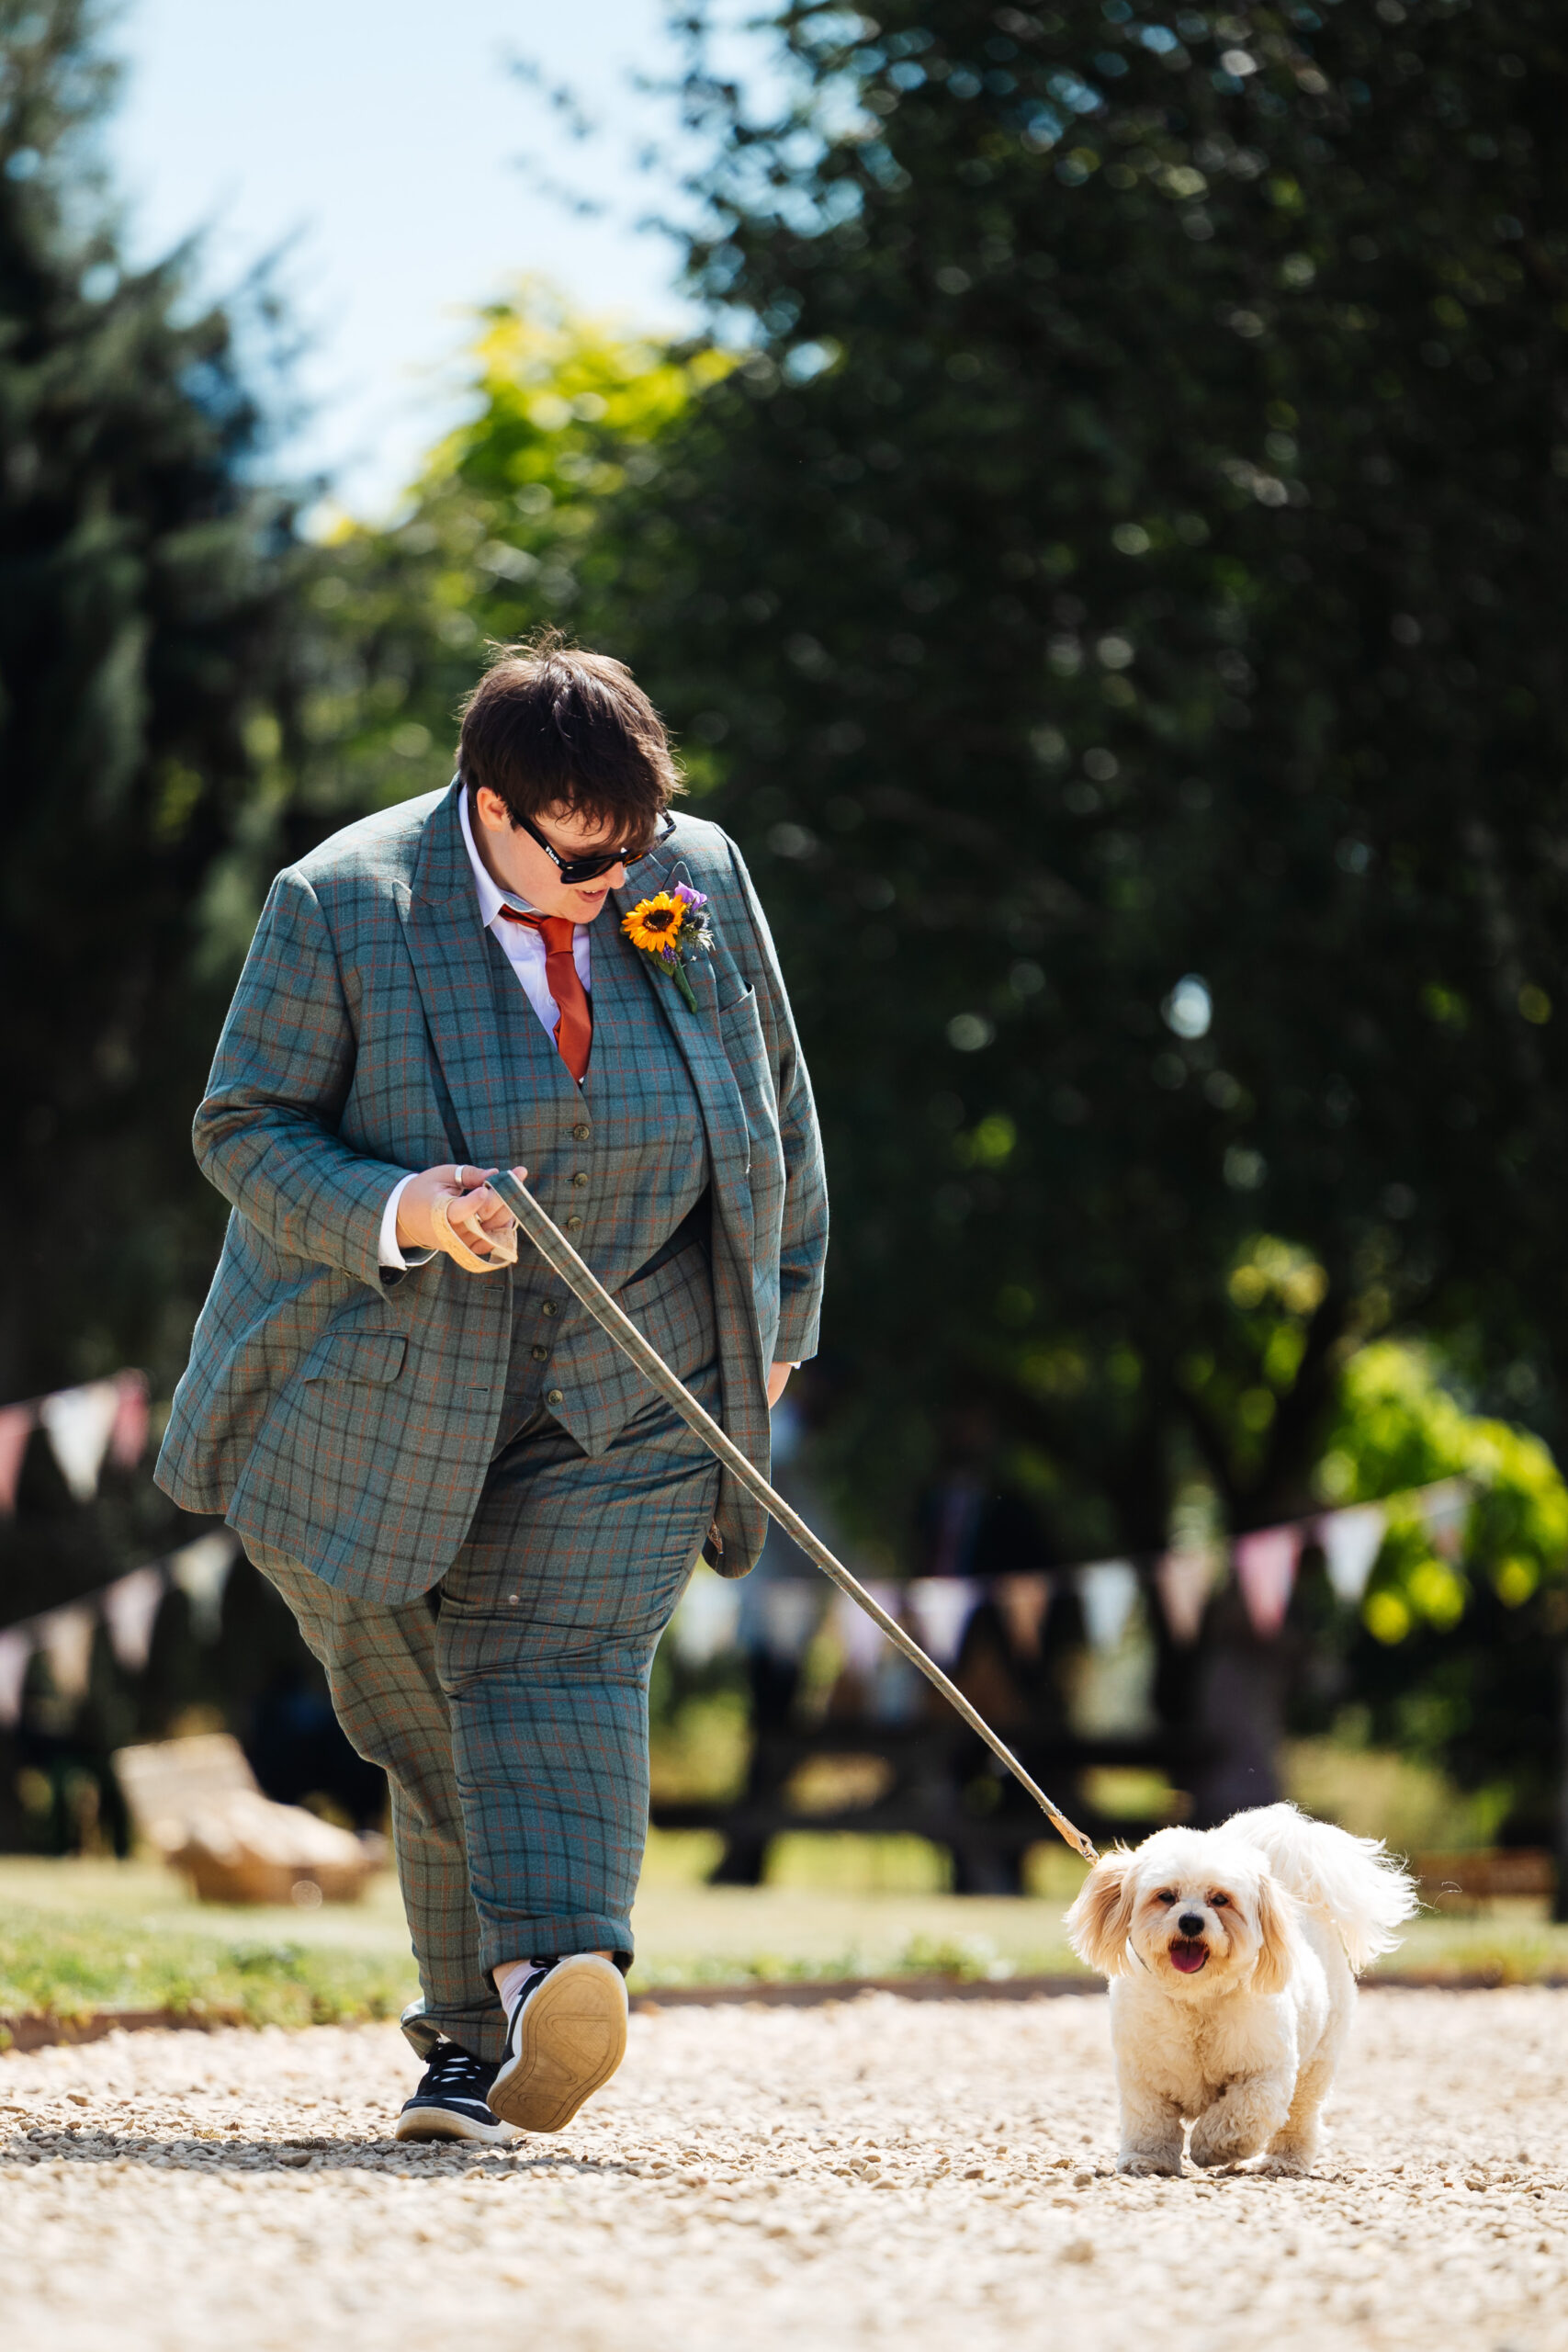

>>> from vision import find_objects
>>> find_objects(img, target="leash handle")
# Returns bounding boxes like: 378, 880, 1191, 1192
488, 1170, 1099, 1865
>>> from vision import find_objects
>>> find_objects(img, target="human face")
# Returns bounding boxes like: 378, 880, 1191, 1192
471, 786, 631, 923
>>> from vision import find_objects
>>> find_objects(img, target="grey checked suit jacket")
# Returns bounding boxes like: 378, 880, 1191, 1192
155, 783, 829, 1604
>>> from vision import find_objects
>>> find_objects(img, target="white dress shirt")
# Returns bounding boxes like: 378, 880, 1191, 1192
378, 791, 594, 1271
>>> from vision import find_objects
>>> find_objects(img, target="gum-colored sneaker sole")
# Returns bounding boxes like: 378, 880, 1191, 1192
487, 1956, 628, 2133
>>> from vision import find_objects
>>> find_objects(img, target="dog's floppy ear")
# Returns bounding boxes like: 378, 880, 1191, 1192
1066, 1848, 1138, 1978
1251, 1870, 1295, 1996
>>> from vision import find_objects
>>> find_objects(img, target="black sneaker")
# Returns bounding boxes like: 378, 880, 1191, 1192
394, 2040, 516, 2144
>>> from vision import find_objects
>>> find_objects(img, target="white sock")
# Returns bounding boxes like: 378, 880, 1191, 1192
494, 1958, 551, 2020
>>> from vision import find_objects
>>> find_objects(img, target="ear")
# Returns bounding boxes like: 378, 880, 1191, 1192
1066, 1849, 1139, 1978
1251, 1871, 1295, 1996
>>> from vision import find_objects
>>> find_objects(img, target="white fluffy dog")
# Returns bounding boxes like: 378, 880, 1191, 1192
1065, 1803, 1416, 2177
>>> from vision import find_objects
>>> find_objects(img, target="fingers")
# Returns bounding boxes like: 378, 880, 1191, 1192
444, 1171, 517, 1256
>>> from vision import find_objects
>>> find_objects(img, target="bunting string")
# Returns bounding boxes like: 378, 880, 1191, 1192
0, 1532, 238, 1729
666, 1476, 1472, 1667
0, 1368, 150, 1516
0, 1476, 1472, 1733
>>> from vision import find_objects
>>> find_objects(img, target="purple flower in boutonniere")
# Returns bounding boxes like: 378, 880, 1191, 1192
623, 882, 714, 1012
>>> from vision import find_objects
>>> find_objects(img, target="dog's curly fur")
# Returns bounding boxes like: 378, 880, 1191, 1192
1065, 1803, 1416, 2177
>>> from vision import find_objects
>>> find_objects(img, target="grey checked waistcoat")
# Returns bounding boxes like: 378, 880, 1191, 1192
479, 912, 715, 1456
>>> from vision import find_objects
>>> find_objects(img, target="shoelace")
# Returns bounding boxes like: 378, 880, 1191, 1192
419, 2043, 490, 2093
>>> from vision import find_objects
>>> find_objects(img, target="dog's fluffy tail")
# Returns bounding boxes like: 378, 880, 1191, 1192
1225, 1802, 1417, 1973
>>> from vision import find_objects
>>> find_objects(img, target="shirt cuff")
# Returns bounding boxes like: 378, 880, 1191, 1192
378, 1173, 432, 1271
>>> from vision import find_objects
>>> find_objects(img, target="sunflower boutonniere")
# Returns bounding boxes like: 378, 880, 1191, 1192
622, 883, 714, 1012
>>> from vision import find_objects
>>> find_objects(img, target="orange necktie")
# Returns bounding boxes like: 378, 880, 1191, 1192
496, 908, 592, 1084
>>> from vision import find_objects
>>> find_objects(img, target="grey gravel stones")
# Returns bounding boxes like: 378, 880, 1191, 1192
0, 1987, 1562, 2349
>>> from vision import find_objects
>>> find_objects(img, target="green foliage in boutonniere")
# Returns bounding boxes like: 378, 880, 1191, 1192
622, 883, 714, 1012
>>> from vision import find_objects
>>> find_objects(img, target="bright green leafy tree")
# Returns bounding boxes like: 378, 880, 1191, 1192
289, 288, 727, 837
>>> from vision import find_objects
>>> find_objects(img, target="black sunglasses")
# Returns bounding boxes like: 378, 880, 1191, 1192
512, 807, 675, 886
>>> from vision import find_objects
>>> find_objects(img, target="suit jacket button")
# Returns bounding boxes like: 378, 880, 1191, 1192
565, 1214, 583, 1231
546, 1387, 565, 1408
572, 1123, 591, 1141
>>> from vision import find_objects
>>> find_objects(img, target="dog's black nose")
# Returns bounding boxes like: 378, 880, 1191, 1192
1178, 1913, 1204, 1937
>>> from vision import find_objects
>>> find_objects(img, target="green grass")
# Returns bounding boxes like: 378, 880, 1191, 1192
1, 1834, 1564, 2034
0, 1859, 420, 2034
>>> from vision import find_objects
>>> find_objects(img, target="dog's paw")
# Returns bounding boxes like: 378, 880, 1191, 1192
1118, 2150, 1182, 2177
1255, 2148, 1314, 2178
1188, 2126, 1261, 2171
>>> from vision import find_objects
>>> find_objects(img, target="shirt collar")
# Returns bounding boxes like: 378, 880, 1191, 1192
457, 781, 539, 927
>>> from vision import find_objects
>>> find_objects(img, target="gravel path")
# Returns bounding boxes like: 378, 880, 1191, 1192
1, 1989, 1564, 2351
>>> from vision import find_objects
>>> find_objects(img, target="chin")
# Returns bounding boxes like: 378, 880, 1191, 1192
1064, 1804, 1416, 2177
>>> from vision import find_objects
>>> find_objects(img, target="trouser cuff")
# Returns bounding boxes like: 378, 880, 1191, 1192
478, 1912, 633, 1975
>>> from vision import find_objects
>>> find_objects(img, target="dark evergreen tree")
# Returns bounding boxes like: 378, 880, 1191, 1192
0, 0, 298, 1408
595, 0, 1568, 1555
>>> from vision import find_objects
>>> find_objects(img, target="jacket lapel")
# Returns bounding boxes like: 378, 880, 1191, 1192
610, 852, 754, 1253
400, 782, 534, 1170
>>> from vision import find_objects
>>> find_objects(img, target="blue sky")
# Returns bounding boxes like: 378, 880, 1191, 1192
103, 1, 730, 516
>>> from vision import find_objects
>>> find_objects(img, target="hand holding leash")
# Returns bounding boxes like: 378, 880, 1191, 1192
398, 1165, 521, 1272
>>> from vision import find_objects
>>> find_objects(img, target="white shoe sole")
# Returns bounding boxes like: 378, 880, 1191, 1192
487, 1955, 628, 2133
393, 2104, 515, 2145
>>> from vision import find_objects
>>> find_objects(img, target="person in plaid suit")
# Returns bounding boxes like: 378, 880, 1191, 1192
158, 637, 828, 2142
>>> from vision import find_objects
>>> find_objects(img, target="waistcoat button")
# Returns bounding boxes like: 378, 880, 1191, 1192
540, 1300, 558, 1317
531, 1344, 548, 1362
564, 1214, 583, 1232
546, 1387, 565, 1408
571, 1171, 589, 1188
572, 1122, 591, 1141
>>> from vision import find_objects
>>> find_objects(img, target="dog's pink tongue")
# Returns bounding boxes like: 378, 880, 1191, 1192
1169, 1939, 1208, 1974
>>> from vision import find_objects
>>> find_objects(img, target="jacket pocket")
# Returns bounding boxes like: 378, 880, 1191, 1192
717, 982, 761, 1040
301, 1330, 408, 1385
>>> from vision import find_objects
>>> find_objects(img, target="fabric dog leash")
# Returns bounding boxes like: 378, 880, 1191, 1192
487, 1168, 1099, 1864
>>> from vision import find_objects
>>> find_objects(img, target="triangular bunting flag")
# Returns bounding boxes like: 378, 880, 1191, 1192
101, 1566, 167, 1675
832, 1584, 902, 1678
38, 1380, 121, 1504
993, 1572, 1052, 1660
755, 1581, 823, 1663
670, 1566, 741, 1666
35, 1603, 95, 1702
108, 1371, 151, 1471
1155, 1548, 1215, 1645
0, 1629, 31, 1727
906, 1577, 978, 1668
1419, 1478, 1470, 1561
169, 1532, 238, 1644
1318, 1503, 1387, 1605
1233, 1524, 1301, 1640
0, 1402, 35, 1516
1077, 1561, 1139, 1653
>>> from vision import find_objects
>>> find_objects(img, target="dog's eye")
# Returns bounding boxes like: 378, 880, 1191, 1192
1156, 1890, 1177, 1905
1210, 1893, 1230, 1908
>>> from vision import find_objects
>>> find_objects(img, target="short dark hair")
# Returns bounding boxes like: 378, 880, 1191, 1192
457, 631, 682, 843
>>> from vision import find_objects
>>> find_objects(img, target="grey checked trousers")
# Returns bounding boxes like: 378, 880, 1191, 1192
247, 1364, 720, 2064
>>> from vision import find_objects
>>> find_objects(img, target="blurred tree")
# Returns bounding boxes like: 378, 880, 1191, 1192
1308, 1340, 1568, 1849
287, 288, 726, 843
581, 0, 1568, 1559
0, 0, 299, 1408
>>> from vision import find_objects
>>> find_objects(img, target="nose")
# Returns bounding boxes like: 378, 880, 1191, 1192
1178, 1912, 1205, 1938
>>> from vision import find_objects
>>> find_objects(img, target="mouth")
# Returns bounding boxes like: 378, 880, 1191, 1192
1168, 1939, 1209, 1974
